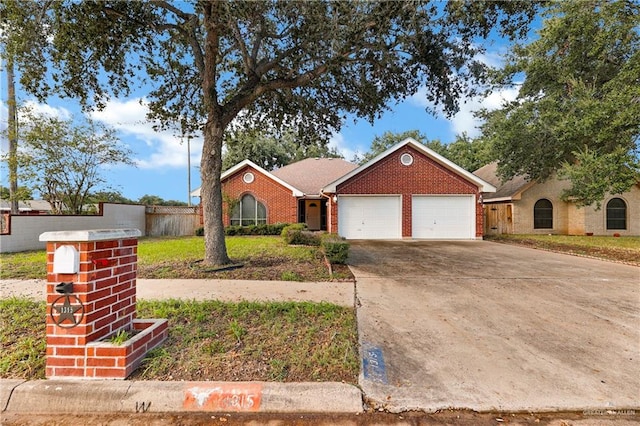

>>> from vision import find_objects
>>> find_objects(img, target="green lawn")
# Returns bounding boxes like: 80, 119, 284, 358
487, 234, 640, 265
0, 236, 330, 281
0, 297, 359, 383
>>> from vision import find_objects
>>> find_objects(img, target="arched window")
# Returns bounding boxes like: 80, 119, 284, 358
606, 198, 626, 230
230, 194, 267, 226
534, 199, 553, 229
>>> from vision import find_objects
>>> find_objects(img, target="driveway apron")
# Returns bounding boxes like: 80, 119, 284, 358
349, 240, 640, 413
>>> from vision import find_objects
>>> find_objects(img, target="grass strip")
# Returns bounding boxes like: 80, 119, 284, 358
0, 298, 359, 383
487, 234, 640, 265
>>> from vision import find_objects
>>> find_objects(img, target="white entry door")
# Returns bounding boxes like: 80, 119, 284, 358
338, 196, 401, 239
412, 195, 475, 239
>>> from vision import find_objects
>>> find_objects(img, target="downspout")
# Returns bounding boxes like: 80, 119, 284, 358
319, 191, 332, 234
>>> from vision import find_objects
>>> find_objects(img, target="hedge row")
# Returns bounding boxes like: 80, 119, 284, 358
280, 224, 349, 264
196, 223, 349, 264
196, 223, 291, 236
320, 234, 350, 264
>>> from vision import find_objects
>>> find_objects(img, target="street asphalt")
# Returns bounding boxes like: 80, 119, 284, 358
1, 240, 639, 420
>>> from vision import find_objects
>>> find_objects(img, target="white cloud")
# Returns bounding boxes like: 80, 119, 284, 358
407, 45, 523, 139
328, 132, 361, 162
0, 100, 73, 154
0, 102, 8, 152
22, 100, 73, 120
89, 98, 203, 170
409, 83, 519, 138
448, 86, 520, 137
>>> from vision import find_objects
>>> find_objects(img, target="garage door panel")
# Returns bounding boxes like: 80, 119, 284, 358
412, 196, 474, 239
338, 196, 401, 239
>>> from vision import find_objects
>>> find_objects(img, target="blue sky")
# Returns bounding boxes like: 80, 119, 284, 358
1, 28, 529, 205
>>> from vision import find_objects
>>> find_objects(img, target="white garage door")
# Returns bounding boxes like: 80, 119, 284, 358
338, 196, 401, 239
412, 195, 475, 239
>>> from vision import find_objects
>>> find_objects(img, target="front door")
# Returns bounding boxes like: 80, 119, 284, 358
305, 200, 321, 231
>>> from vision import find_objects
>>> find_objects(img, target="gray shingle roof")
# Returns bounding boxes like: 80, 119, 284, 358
0, 199, 53, 212
271, 158, 358, 196
473, 162, 531, 201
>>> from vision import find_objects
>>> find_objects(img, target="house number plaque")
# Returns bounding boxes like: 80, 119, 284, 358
50, 294, 85, 328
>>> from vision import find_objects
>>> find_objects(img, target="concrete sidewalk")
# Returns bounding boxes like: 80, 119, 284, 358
0, 278, 355, 306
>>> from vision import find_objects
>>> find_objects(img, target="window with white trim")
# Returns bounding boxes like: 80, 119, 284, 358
230, 194, 267, 226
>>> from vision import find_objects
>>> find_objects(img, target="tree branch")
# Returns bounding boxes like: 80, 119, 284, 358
150, 0, 191, 21
222, 62, 329, 125
231, 20, 253, 76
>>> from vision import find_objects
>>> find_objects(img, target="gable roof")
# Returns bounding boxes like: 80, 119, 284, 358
271, 158, 358, 196
190, 159, 303, 197
322, 138, 496, 193
473, 162, 533, 202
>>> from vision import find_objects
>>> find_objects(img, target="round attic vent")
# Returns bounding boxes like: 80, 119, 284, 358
400, 153, 414, 166
243, 172, 255, 183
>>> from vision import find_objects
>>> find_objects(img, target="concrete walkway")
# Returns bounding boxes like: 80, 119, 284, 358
0, 278, 355, 306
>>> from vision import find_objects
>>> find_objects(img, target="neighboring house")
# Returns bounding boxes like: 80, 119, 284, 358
0, 199, 53, 215
474, 162, 640, 236
192, 138, 496, 239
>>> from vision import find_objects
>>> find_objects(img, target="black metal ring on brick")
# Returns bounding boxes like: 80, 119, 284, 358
50, 294, 85, 328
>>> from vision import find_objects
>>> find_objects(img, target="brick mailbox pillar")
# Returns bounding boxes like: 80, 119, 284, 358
39, 229, 168, 379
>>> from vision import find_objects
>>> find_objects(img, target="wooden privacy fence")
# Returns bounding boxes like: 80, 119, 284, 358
145, 205, 200, 237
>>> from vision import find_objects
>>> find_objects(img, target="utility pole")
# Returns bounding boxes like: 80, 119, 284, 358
187, 133, 192, 206
6, 54, 19, 214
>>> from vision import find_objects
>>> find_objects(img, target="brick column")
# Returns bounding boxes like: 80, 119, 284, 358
39, 229, 167, 379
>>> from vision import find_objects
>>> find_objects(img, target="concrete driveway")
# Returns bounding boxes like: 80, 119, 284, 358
349, 240, 640, 413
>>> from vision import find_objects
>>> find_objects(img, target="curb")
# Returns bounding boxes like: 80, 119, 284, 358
1, 379, 363, 414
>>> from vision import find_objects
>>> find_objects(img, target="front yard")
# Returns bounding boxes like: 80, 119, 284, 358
0, 236, 353, 281
0, 297, 359, 382
0, 236, 359, 382
487, 234, 640, 266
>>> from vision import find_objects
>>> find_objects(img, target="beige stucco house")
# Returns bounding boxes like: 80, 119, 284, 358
475, 162, 640, 236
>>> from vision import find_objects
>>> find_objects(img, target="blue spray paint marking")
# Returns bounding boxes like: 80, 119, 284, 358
362, 345, 388, 384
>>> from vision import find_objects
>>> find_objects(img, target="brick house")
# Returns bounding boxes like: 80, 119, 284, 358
474, 162, 640, 236
193, 138, 496, 239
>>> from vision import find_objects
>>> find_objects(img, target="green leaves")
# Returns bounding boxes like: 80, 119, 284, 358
4, 0, 541, 265
222, 128, 341, 172
559, 147, 640, 208
11, 111, 135, 214
484, 0, 640, 201
357, 130, 492, 171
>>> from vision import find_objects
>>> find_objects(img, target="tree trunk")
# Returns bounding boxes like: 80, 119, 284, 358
199, 1, 231, 267
200, 118, 231, 266
7, 56, 19, 215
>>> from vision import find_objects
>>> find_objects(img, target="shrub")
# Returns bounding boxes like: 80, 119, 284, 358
321, 234, 350, 264
281, 224, 321, 246
224, 223, 290, 236
195, 227, 204, 236
280, 223, 307, 239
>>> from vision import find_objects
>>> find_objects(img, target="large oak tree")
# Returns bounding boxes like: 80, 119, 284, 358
4, 0, 538, 265
480, 0, 640, 206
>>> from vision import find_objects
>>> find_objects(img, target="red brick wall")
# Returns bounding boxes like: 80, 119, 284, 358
45, 237, 167, 379
222, 166, 298, 225
335, 146, 484, 237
